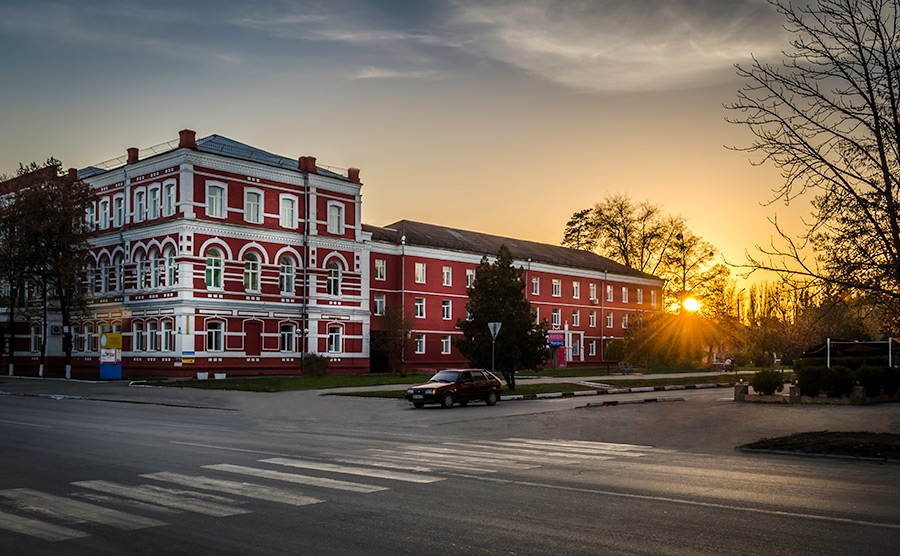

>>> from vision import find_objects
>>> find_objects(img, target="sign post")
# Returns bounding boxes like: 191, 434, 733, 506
99, 333, 122, 380
488, 322, 502, 376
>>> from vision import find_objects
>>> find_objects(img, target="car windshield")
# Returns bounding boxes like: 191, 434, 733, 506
429, 370, 460, 383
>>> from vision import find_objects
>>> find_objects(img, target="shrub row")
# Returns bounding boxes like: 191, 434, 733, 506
750, 368, 786, 396
794, 355, 890, 371
795, 366, 899, 398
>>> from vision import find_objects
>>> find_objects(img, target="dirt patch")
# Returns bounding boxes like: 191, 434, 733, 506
741, 431, 900, 460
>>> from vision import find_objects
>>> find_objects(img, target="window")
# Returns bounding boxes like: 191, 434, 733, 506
572, 310, 580, 327
149, 187, 160, 219
98, 199, 110, 229
534, 307, 540, 324
373, 294, 385, 316
590, 283, 597, 301
552, 279, 561, 297
552, 308, 561, 327
532, 277, 540, 295
113, 196, 124, 227
114, 254, 124, 292
150, 249, 162, 288
622, 287, 629, 303
134, 191, 145, 222
164, 247, 177, 287
206, 321, 223, 352
328, 325, 342, 353
245, 191, 262, 224
163, 181, 176, 216
244, 252, 261, 291
276, 196, 294, 228
415, 262, 426, 283
622, 314, 629, 329
279, 256, 295, 294
99, 256, 110, 293
147, 321, 158, 351
415, 334, 425, 354
280, 324, 295, 352
607, 284, 614, 302
606, 312, 614, 328
327, 203, 344, 234
326, 260, 341, 296
82, 323, 93, 351
135, 252, 147, 290
571, 338, 580, 357
589, 310, 597, 327
441, 335, 451, 354
442, 300, 451, 320
573, 281, 581, 299
651, 290, 657, 307
205, 248, 223, 288
637, 288, 644, 304
374, 259, 386, 280
415, 297, 425, 318
86, 204, 95, 229
133, 321, 144, 351
442, 266, 452, 286
589, 340, 596, 356
162, 321, 174, 352
207, 184, 224, 218
30, 324, 41, 352
466, 268, 475, 288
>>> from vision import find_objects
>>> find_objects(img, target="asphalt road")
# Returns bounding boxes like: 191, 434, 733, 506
1, 377, 899, 555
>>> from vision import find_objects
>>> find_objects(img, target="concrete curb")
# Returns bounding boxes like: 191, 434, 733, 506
584, 396, 686, 407
498, 382, 734, 402
738, 447, 900, 464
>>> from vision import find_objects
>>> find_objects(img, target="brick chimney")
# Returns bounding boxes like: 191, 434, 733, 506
348, 168, 361, 184
68, 168, 78, 181
126, 147, 139, 164
298, 156, 318, 174
178, 129, 197, 150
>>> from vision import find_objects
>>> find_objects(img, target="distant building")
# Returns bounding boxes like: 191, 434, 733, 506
0, 130, 663, 377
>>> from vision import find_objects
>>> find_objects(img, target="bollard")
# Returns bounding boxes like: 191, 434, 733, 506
850, 385, 866, 405
734, 383, 749, 402
789, 385, 801, 404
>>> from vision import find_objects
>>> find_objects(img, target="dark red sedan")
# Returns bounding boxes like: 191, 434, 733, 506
405, 369, 503, 408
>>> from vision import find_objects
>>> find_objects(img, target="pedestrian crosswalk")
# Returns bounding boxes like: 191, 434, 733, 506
0, 438, 663, 544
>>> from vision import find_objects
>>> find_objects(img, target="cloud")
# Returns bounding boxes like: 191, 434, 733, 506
354, 66, 445, 80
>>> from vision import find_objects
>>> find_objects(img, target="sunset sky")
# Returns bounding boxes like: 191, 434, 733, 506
0, 0, 808, 279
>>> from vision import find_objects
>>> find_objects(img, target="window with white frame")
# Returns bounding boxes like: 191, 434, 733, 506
30, 324, 41, 352
415, 262, 426, 283
589, 340, 596, 356
552, 279, 561, 297
86, 204, 95, 229
164, 247, 177, 287
280, 196, 296, 228
573, 281, 580, 299
244, 252, 261, 291
280, 324, 295, 352
571, 338, 580, 357
114, 254, 124, 291
374, 259, 386, 280
442, 266, 452, 286
135, 252, 147, 290
279, 256, 295, 294
205, 248, 223, 289
441, 335, 451, 354
534, 307, 540, 324
373, 294, 385, 316
99, 256, 110, 293
466, 268, 475, 288
134, 190, 145, 222
133, 321, 144, 351
606, 312, 614, 328
637, 288, 643, 304
163, 181, 176, 216
206, 321, 223, 352
245, 190, 262, 224
572, 309, 580, 327
532, 277, 539, 295
415, 334, 425, 354
622, 314, 629, 329
207, 184, 224, 218
327, 203, 344, 234
149, 187, 160, 219
326, 260, 342, 296
415, 297, 425, 318
622, 287, 628, 303
147, 321, 158, 351
589, 310, 597, 327
150, 249, 162, 288
98, 198, 109, 229
162, 321, 174, 352
328, 325, 342, 353
442, 300, 451, 320
589, 283, 597, 301
651, 290, 657, 307
606, 284, 614, 302
83, 323, 93, 352
113, 196, 124, 227
552, 308, 561, 327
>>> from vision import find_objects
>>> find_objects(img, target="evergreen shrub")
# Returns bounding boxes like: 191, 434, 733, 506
750, 368, 784, 395
302, 353, 330, 377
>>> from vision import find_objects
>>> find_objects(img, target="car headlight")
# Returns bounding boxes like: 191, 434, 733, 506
407, 389, 414, 394
426, 389, 435, 395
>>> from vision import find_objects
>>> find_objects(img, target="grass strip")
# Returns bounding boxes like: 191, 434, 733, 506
142, 374, 430, 392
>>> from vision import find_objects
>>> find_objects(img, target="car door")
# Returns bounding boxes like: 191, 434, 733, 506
456, 371, 476, 401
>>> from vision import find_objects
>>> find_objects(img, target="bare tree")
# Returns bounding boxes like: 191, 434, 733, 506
728, 0, 900, 313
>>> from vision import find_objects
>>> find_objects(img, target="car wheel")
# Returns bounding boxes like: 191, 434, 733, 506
440, 393, 454, 408
458, 400, 469, 407
485, 390, 498, 406
412, 402, 424, 408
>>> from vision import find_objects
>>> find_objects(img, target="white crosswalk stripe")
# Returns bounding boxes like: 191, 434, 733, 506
72, 480, 250, 517
0, 488, 166, 530
203, 463, 388, 493
355, 451, 504, 473
261, 457, 444, 484
141, 472, 325, 506
0, 508, 89, 542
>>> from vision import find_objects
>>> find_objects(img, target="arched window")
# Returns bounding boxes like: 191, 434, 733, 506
150, 249, 162, 288
147, 321, 158, 351
205, 248, 223, 288
135, 251, 147, 290
279, 255, 295, 294
113, 254, 124, 292
162, 320, 174, 352
99, 255, 110, 293
132, 321, 144, 351
164, 247, 177, 287
243, 252, 260, 291
326, 260, 341, 296
83, 323, 93, 351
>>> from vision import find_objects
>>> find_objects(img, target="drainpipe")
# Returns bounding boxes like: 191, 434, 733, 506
400, 232, 406, 366
301, 170, 310, 359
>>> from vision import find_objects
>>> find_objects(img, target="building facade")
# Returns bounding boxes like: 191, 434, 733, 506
1, 130, 663, 378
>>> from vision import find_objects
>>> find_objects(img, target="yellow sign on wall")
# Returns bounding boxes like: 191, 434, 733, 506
100, 333, 122, 350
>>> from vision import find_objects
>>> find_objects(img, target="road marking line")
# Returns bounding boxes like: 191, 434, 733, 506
332, 458, 434, 473
0, 488, 166, 530
507, 438, 662, 451
73, 481, 250, 517
142, 472, 324, 506
432, 444, 615, 464
0, 419, 52, 428
454, 473, 900, 531
386, 447, 541, 468
467, 440, 646, 458
261, 458, 444, 484
203, 464, 388, 493
0, 508, 89, 541
360, 452, 501, 474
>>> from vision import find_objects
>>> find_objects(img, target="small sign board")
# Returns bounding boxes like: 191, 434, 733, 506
182, 351, 195, 364
548, 332, 565, 347
488, 322, 502, 339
